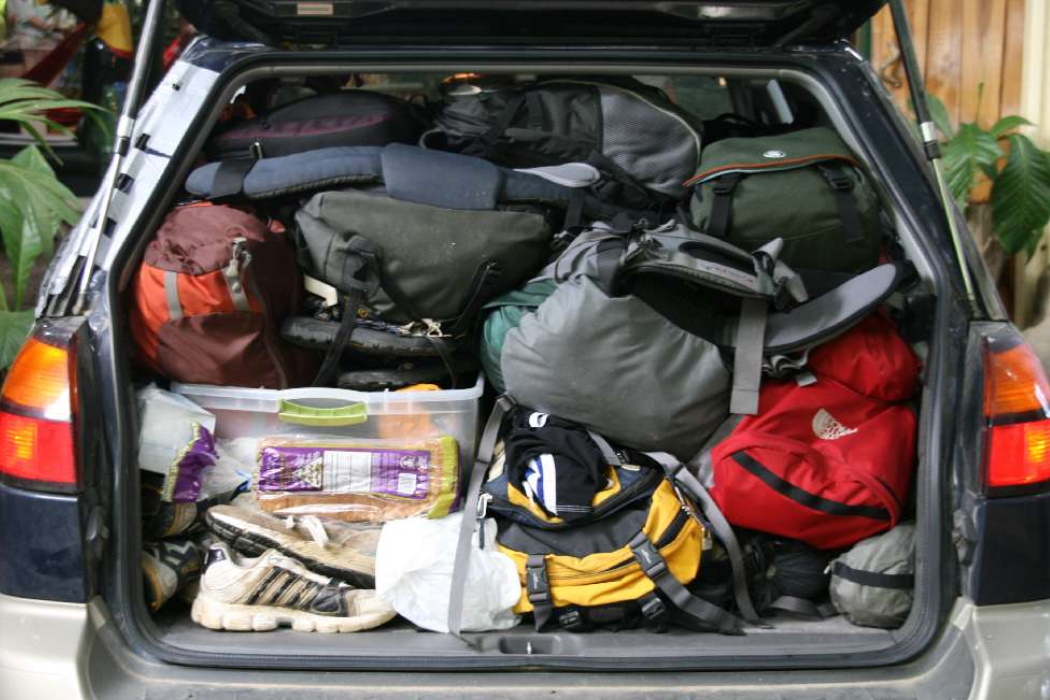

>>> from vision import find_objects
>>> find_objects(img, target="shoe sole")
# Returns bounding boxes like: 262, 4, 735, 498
206, 511, 376, 589
191, 594, 395, 634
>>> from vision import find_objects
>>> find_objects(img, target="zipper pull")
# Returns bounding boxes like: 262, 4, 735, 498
476, 493, 492, 551
225, 237, 250, 279
477, 492, 492, 520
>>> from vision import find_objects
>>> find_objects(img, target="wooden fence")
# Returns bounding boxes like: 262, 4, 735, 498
869, 0, 1026, 132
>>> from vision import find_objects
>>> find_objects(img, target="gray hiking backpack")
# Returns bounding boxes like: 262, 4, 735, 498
829, 523, 916, 629
480, 221, 909, 458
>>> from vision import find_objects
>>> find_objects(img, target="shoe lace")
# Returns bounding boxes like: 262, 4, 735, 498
284, 515, 330, 548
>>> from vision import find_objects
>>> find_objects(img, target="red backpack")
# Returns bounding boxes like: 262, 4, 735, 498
130, 202, 315, 389
709, 315, 921, 550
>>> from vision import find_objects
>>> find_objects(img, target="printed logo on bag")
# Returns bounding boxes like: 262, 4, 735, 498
763, 150, 787, 159
812, 408, 858, 441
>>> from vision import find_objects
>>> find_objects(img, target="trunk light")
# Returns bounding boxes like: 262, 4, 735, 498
0, 330, 78, 491
984, 337, 1050, 491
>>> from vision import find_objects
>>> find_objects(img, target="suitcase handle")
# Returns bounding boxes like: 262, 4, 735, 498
277, 400, 368, 427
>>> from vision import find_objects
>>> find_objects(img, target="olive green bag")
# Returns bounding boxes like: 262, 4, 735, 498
687, 127, 881, 274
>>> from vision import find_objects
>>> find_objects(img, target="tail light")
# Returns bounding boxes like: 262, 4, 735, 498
0, 322, 79, 492
983, 333, 1050, 493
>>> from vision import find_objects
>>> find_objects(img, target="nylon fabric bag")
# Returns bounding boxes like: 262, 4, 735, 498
687, 126, 882, 273
829, 523, 916, 629
129, 202, 314, 388
709, 318, 920, 550
295, 188, 554, 328
422, 78, 702, 202
206, 90, 425, 160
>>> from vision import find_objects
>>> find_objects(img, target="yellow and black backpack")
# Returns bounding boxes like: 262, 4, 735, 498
456, 399, 748, 634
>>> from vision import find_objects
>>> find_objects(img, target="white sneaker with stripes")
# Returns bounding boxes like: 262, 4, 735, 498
191, 543, 396, 633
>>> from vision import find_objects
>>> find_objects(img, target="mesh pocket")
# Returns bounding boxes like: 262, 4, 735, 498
599, 87, 700, 197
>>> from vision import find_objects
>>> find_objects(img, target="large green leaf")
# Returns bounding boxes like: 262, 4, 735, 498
991, 134, 1050, 257
0, 310, 34, 370
990, 115, 1033, 138
0, 78, 105, 159
942, 123, 1002, 204
0, 146, 81, 309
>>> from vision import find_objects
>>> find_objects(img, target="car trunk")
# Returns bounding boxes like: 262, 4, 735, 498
105, 45, 951, 671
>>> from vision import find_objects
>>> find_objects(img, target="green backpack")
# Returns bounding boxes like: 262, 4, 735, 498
687, 126, 882, 274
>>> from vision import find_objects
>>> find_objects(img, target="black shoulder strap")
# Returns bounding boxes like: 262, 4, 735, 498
817, 163, 865, 244
769, 595, 838, 619
628, 532, 744, 635
706, 172, 744, 238
653, 456, 769, 627
311, 241, 380, 387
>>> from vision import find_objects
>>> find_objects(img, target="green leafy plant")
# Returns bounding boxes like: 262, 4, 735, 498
0, 78, 103, 369
930, 95, 1050, 259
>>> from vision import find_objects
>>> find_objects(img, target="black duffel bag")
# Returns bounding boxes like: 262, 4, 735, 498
206, 90, 426, 161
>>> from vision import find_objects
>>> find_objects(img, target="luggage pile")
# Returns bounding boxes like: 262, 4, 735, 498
131, 75, 921, 637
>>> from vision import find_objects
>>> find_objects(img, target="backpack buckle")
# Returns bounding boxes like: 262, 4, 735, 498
639, 594, 667, 624
711, 173, 743, 195
819, 166, 854, 192
629, 534, 670, 581
557, 609, 585, 631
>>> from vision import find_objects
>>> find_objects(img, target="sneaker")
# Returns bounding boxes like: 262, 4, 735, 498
205, 503, 378, 588
191, 543, 396, 633
142, 538, 204, 612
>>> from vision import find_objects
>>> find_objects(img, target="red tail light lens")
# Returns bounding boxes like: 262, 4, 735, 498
0, 327, 78, 491
984, 335, 1050, 492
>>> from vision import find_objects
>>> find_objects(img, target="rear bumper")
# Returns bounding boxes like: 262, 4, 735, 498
0, 593, 87, 700
2, 592, 1047, 699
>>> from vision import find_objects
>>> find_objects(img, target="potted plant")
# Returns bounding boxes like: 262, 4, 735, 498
0, 77, 102, 369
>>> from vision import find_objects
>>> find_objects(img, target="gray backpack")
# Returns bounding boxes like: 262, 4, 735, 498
829, 523, 916, 629
481, 221, 908, 458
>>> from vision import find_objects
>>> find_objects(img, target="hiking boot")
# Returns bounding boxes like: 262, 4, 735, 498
191, 543, 395, 633
205, 503, 379, 588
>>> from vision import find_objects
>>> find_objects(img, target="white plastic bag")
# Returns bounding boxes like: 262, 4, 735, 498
375, 513, 521, 633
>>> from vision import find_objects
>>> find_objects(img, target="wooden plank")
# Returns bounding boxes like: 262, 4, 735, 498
976, 0, 1009, 129
926, 0, 964, 125
908, 0, 932, 80
959, 0, 982, 124
1000, 0, 1026, 119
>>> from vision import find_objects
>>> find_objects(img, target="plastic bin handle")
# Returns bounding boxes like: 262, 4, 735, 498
277, 400, 368, 427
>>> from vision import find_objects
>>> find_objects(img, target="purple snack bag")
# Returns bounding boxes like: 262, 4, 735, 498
161, 424, 218, 503
257, 444, 431, 499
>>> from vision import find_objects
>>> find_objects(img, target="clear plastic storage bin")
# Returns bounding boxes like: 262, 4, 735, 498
171, 376, 485, 476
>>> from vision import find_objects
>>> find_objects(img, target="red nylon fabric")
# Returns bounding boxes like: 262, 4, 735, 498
710, 316, 919, 550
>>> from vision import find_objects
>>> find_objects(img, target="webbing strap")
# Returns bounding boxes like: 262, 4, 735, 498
594, 237, 626, 296
832, 561, 914, 590
628, 532, 744, 635
525, 554, 554, 631
769, 595, 838, 619
657, 459, 766, 627
311, 288, 362, 388
706, 173, 743, 238
730, 298, 767, 415
818, 164, 865, 245
208, 158, 255, 200
446, 396, 514, 638
586, 430, 622, 467
163, 271, 183, 321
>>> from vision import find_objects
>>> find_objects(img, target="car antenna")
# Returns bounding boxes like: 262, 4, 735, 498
888, 0, 980, 316
65, 0, 169, 316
